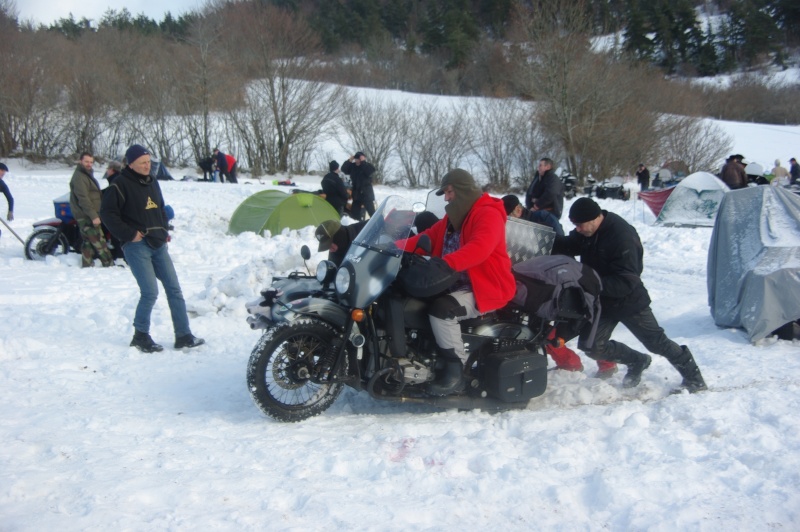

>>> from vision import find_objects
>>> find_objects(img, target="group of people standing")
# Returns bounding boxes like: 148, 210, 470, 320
62, 146, 205, 353
321, 151, 376, 220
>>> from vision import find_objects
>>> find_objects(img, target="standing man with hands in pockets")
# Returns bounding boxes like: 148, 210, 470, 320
101, 144, 205, 353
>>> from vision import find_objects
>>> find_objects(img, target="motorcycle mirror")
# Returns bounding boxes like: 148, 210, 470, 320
300, 245, 312, 275
416, 234, 432, 255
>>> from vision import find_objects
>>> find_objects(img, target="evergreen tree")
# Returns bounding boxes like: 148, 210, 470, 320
623, 0, 652, 62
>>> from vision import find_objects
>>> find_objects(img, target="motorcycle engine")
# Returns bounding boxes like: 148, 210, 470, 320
395, 358, 433, 384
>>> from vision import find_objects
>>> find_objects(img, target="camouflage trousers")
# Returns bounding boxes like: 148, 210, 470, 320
78, 219, 113, 268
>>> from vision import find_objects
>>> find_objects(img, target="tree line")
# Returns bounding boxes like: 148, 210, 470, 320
0, 0, 790, 187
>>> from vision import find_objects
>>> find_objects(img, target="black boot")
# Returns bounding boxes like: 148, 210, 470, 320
175, 334, 205, 349
130, 330, 164, 353
426, 348, 465, 396
670, 345, 707, 394
622, 354, 651, 388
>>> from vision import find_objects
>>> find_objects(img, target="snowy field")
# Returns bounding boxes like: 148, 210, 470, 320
1, 117, 800, 530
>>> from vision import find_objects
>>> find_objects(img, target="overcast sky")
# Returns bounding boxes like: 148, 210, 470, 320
17, 0, 202, 25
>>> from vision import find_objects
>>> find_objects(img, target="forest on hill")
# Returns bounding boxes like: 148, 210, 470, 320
0, 0, 797, 183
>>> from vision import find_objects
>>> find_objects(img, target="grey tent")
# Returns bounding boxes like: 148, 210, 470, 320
707, 186, 800, 342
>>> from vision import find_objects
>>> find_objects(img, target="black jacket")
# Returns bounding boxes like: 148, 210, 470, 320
636, 168, 650, 188
525, 169, 564, 218
321, 171, 349, 215
341, 160, 375, 202
100, 166, 169, 248
553, 210, 650, 320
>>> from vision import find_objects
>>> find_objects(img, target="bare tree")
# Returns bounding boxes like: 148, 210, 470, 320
468, 97, 540, 191
337, 93, 400, 184
220, 2, 346, 173
396, 100, 473, 188
656, 116, 732, 174
509, 0, 662, 181
177, 8, 241, 165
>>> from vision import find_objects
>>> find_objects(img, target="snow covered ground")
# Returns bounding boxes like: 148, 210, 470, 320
1, 117, 800, 530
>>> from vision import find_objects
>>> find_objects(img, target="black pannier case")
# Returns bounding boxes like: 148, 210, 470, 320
482, 350, 547, 402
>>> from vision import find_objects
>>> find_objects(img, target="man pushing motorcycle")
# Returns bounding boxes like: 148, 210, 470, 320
397, 169, 516, 395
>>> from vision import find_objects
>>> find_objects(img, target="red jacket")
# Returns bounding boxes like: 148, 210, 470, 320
225, 153, 236, 170
401, 194, 515, 313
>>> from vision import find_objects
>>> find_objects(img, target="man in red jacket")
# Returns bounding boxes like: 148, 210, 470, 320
399, 169, 516, 395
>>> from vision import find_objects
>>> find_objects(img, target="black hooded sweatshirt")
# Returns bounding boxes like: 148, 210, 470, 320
100, 166, 169, 249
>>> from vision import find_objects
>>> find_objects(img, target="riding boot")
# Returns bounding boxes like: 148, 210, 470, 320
670, 345, 708, 394
426, 347, 465, 396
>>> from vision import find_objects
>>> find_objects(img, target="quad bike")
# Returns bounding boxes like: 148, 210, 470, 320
245, 196, 590, 423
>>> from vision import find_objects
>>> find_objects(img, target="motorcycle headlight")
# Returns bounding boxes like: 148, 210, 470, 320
335, 265, 352, 297
316, 260, 338, 284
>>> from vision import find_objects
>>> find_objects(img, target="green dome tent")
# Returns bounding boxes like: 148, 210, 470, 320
228, 190, 340, 236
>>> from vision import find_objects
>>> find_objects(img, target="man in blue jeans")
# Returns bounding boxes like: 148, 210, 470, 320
100, 144, 204, 352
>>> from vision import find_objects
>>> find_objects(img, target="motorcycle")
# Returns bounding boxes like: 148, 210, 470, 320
561, 172, 578, 200
24, 213, 81, 260
246, 196, 552, 423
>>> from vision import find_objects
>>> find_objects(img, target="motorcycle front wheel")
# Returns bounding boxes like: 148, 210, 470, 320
24, 227, 70, 260
247, 318, 343, 423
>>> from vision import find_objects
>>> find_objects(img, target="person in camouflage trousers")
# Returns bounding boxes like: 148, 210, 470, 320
69, 152, 113, 267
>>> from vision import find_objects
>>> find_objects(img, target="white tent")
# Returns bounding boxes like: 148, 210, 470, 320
655, 171, 730, 227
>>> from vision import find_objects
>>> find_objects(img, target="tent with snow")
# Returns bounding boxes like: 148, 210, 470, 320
646, 171, 729, 226
149, 158, 174, 181
707, 186, 800, 342
227, 190, 339, 236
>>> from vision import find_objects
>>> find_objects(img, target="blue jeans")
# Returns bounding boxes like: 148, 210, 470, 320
123, 240, 191, 337
527, 210, 565, 236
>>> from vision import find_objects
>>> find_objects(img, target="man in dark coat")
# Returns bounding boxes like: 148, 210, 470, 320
790, 157, 800, 186
721, 155, 747, 189
636, 164, 650, 191
525, 157, 565, 227
212, 148, 229, 183
553, 197, 707, 393
320, 161, 350, 217
101, 144, 204, 353
342, 151, 376, 221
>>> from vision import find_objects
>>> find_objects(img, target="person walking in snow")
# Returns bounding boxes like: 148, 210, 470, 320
553, 198, 707, 393
101, 144, 204, 353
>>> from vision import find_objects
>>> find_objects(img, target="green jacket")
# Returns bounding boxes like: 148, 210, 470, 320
69, 164, 103, 222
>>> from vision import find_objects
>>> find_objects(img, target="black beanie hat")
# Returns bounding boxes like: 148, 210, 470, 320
569, 197, 602, 223
125, 144, 150, 165
329, 160, 339, 172
501, 195, 520, 215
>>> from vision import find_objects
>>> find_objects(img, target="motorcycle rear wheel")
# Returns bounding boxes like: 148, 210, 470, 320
247, 319, 343, 422
24, 227, 70, 260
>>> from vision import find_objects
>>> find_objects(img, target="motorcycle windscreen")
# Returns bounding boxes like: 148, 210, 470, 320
341, 196, 416, 308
